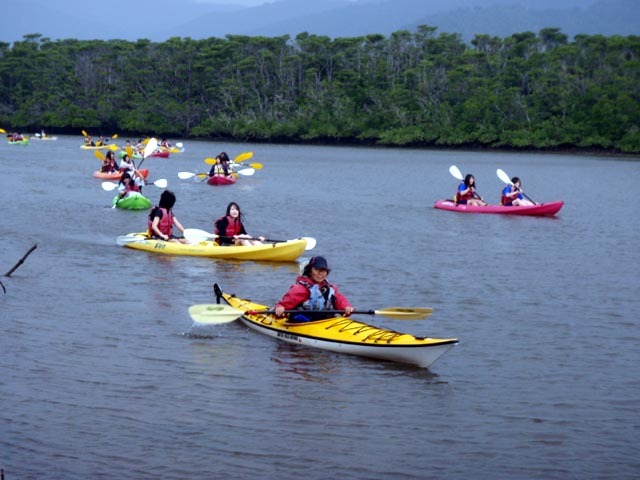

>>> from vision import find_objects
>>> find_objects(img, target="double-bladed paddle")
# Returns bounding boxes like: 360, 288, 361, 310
101, 178, 167, 191
183, 228, 316, 250
188, 304, 433, 325
496, 168, 537, 204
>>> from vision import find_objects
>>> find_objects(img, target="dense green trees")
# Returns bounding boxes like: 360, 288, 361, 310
1, 27, 638, 152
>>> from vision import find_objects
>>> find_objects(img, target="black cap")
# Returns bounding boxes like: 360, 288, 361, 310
310, 256, 330, 271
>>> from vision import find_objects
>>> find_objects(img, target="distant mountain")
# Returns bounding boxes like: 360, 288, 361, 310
1, 0, 637, 45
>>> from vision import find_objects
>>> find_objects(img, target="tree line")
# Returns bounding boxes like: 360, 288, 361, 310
0, 27, 638, 153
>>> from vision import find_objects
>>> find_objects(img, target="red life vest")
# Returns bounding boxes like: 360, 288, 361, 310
215, 215, 243, 237
148, 207, 173, 237
456, 182, 473, 203
125, 181, 140, 194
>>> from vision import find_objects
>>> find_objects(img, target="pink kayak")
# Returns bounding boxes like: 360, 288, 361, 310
434, 199, 563, 216
150, 151, 170, 158
207, 174, 237, 186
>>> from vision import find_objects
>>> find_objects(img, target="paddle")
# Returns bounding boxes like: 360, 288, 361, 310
116, 234, 147, 245
183, 228, 316, 250
94, 150, 105, 161
136, 137, 158, 169
177, 168, 255, 180
204, 152, 253, 165
0, 128, 6, 134
101, 178, 168, 191
188, 304, 433, 325
496, 168, 537, 204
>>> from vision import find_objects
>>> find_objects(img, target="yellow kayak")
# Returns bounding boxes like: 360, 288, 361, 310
117, 233, 308, 261
202, 288, 458, 369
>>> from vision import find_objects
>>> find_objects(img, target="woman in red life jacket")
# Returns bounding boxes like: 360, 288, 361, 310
274, 256, 355, 322
101, 150, 118, 173
501, 176, 534, 206
148, 190, 189, 243
456, 174, 486, 206
214, 202, 264, 246
117, 172, 143, 200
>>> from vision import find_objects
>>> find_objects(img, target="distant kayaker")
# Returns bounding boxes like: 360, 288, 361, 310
214, 202, 264, 246
501, 177, 534, 206
456, 174, 486, 206
148, 190, 190, 244
100, 150, 118, 173
274, 256, 355, 322
208, 152, 232, 177
117, 172, 144, 199
119, 153, 136, 174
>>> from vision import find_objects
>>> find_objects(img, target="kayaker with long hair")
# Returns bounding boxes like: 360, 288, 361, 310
214, 202, 264, 246
501, 176, 534, 206
148, 190, 189, 243
274, 256, 355, 322
117, 172, 143, 200
456, 173, 486, 206
100, 150, 118, 173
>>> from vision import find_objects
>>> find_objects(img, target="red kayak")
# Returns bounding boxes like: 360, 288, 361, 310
150, 151, 170, 158
434, 199, 563, 216
207, 174, 237, 186
93, 169, 149, 180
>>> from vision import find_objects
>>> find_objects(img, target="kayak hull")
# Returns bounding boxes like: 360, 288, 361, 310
112, 194, 152, 210
80, 144, 115, 150
434, 199, 563, 216
121, 233, 307, 261
8, 139, 29, 145
220, 292, 458, 369
150, 151, 170, 158
93, 169, 149, 180
207, 174, 237, 186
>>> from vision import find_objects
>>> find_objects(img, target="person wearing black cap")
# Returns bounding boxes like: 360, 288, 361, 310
274, 256, 355, 322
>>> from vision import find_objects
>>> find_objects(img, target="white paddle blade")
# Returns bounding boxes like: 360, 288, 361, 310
237, 168, 255, 176
143, 138, 158, 158
183, 228, 216, 242
302, 237, 316, 251
178, 172, 196, 180
101, 181, 118, 191
449, 165, 463, 180
176, 142, 183, 148
116, 234, 146, 246
153, 179, 168, 188
189, 304, 244, 325
496, 168, 512, 185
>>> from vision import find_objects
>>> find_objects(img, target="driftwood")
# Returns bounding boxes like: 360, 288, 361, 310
4, 244, 38, 277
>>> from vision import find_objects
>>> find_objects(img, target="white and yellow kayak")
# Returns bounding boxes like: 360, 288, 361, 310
189, 286, 458, 369
117, 233, 308, 262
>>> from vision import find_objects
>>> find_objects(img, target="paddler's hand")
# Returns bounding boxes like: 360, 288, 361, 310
344, 306, 355, 317
274, 305, 285, 317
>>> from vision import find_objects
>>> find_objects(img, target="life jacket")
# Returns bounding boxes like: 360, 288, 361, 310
124, 181, 140, 194
291, 278, 337, 322
456, 182, 473, 204
216, 215, 243, 238
501, 186, 521, 206
148, 207, 173, 237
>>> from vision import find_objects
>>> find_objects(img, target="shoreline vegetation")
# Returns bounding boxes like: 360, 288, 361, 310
1, 27, 638, 154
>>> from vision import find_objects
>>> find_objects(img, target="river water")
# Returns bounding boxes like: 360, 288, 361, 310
1, 135, 638, 479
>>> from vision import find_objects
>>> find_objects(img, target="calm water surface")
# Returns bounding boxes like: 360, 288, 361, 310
1, 135, 639, 479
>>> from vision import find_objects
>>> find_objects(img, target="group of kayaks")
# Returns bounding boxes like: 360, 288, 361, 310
108, 159, 565, 370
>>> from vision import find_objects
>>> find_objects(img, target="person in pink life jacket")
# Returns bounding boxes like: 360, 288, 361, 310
147, 190, 189, 243
214, 201, 264, 246
117, 172, 143, 200
274, 256, 355, 322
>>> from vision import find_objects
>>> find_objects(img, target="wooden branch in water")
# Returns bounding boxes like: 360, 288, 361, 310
4, 244, 38, 277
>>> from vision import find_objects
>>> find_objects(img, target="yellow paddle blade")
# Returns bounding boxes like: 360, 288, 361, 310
233, 152, 253, 163
126, 146, 133, 157
112, 133, 118, 139
108, 144, 119, 151
0, 128, 6, 134
141, 138, 150, 145
82, 130, 88, 137
94, 150, 105, 160
204, 157, 217, 165
249, 163, 263, 170
373, 307, 433, 320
